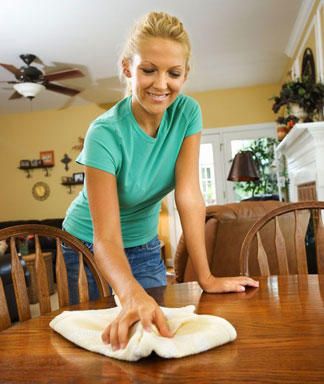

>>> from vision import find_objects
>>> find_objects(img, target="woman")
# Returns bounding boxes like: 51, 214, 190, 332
62, 11, 258, 350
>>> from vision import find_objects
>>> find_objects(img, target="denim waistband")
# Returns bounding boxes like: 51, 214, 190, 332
124, 235, 159, 251
63, 227, 158, 252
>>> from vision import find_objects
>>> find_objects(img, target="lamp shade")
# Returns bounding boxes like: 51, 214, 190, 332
227, 151, 260, 182
13, 82, 45, 99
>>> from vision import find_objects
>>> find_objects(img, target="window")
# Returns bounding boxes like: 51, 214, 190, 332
199, 143, 217, 205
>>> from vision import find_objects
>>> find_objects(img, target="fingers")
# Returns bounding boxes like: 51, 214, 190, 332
202, 275, 259, 293
140, 312, 153, 333
234, 277, 259, 292
245, 277, 259, 287
153, 309, 173, 338
101, 323, 111, 345
101, 305, 172, 351
101, 311, 138, 350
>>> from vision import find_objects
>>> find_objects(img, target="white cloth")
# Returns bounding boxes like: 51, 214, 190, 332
50, 303, 237, 362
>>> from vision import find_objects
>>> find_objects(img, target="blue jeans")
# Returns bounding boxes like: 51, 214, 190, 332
61, 235, 167, 304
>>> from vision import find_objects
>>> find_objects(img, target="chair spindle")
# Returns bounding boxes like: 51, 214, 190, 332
78, 252, 89, 303
10, 237, 31, 321
55, 238, 70, 307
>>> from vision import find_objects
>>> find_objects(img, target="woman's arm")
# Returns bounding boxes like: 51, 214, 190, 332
175, 133, 259, 293
86, 166, 172, 349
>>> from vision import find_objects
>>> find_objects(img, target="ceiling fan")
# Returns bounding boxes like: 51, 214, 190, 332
0, 53, 84, 100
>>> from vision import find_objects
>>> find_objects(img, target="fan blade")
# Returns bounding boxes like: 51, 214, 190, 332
45, 82, 80, 96
0, 63, 21, 77
0, 80, 19, 84
9, 91, 23, 100
43, 68, 84, 82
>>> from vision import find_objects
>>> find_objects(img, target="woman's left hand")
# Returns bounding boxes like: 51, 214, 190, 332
200, 274, 259, 293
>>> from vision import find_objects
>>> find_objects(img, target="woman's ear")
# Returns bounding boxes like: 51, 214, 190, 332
184, 65, 190, 81
122, 59, 132, 78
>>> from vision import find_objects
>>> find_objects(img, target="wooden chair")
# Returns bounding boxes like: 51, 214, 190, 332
0, 224, 109, 331
240, 201, 324, 276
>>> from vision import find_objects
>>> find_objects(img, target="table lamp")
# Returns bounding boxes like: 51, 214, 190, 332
227, 151, 260, 198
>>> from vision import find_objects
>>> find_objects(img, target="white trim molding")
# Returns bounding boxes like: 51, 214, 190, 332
202, 122, 275, 137
292, 58, 301, 79
285, 0, 317, 58
295, 11, 315, 65
315, 7, 324, 81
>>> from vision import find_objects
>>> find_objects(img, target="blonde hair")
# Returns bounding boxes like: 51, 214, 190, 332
120, 11, 191, 96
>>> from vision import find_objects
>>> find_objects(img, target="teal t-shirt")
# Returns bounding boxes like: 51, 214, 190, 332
63, 94, 202, 247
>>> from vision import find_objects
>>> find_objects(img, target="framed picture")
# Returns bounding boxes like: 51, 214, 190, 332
31, 159, 39, 167
40, 150, 55, 166
19, 159, 31, 169
72, 172, 85, 183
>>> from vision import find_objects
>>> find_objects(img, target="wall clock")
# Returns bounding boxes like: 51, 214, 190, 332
32, 182, 50, 201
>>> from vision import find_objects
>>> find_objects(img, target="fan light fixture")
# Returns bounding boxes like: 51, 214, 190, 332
13, 82, 45, 99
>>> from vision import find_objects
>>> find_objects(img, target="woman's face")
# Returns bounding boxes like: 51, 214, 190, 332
123, 37, 188, 122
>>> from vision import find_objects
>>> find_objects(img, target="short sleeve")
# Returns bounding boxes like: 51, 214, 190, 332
76, 120, 121, 175
184, 100, 203, 137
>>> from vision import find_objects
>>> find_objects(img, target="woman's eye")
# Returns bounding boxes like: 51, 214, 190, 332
142, 68, 155, 74
169, 72, 181, 78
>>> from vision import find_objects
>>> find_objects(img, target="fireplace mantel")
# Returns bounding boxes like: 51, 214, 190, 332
276, 122, 324, 202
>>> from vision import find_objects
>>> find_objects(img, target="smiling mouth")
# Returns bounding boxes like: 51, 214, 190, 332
147, 92, 170, 101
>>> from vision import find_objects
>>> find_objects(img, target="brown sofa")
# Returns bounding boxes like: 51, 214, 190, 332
174, 201, 304, 281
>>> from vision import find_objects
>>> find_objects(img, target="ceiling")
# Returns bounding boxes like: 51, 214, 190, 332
0, 0, 307, 115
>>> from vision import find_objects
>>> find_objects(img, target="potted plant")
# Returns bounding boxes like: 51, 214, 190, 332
275, 114, 300, 141
271, 79, 324, 121
233, 137, 281, 199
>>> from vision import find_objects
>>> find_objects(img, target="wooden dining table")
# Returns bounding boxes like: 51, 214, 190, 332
0, 275, 323, 383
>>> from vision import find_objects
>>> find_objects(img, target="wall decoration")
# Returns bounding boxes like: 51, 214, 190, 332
72, 136, 84, 152
61, 176, 73, 183
18, 157, 53, 177
302, 48, 316, 83
31, 159, 42, 167
61, 153, 72, 171
20, 160, 31, 168
32, 181, 50, 201
40, 150, 55, 166
73, 172, 85, 183
61, 173, 84, 193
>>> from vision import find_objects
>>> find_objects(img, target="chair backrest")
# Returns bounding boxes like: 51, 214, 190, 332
240, 201, 324, 276
0, 224, 109, 331
174, 201, 288, 282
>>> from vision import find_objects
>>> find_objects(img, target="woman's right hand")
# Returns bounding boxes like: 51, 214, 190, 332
101, 287, 173, 350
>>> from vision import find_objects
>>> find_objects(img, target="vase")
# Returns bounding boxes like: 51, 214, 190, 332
288, 103, 307, 121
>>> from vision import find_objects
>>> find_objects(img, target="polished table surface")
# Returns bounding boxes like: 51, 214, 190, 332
0, 275, 324, 384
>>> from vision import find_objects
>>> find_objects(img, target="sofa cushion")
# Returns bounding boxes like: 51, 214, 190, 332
0, 218, 63, 230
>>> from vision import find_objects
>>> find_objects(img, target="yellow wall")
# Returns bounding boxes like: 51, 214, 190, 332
0, 103, 112, 221
190, 84, 280, 128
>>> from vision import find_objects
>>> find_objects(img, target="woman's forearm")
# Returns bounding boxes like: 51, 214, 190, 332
93, 240, 143, 301
176, 193, 211, 285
